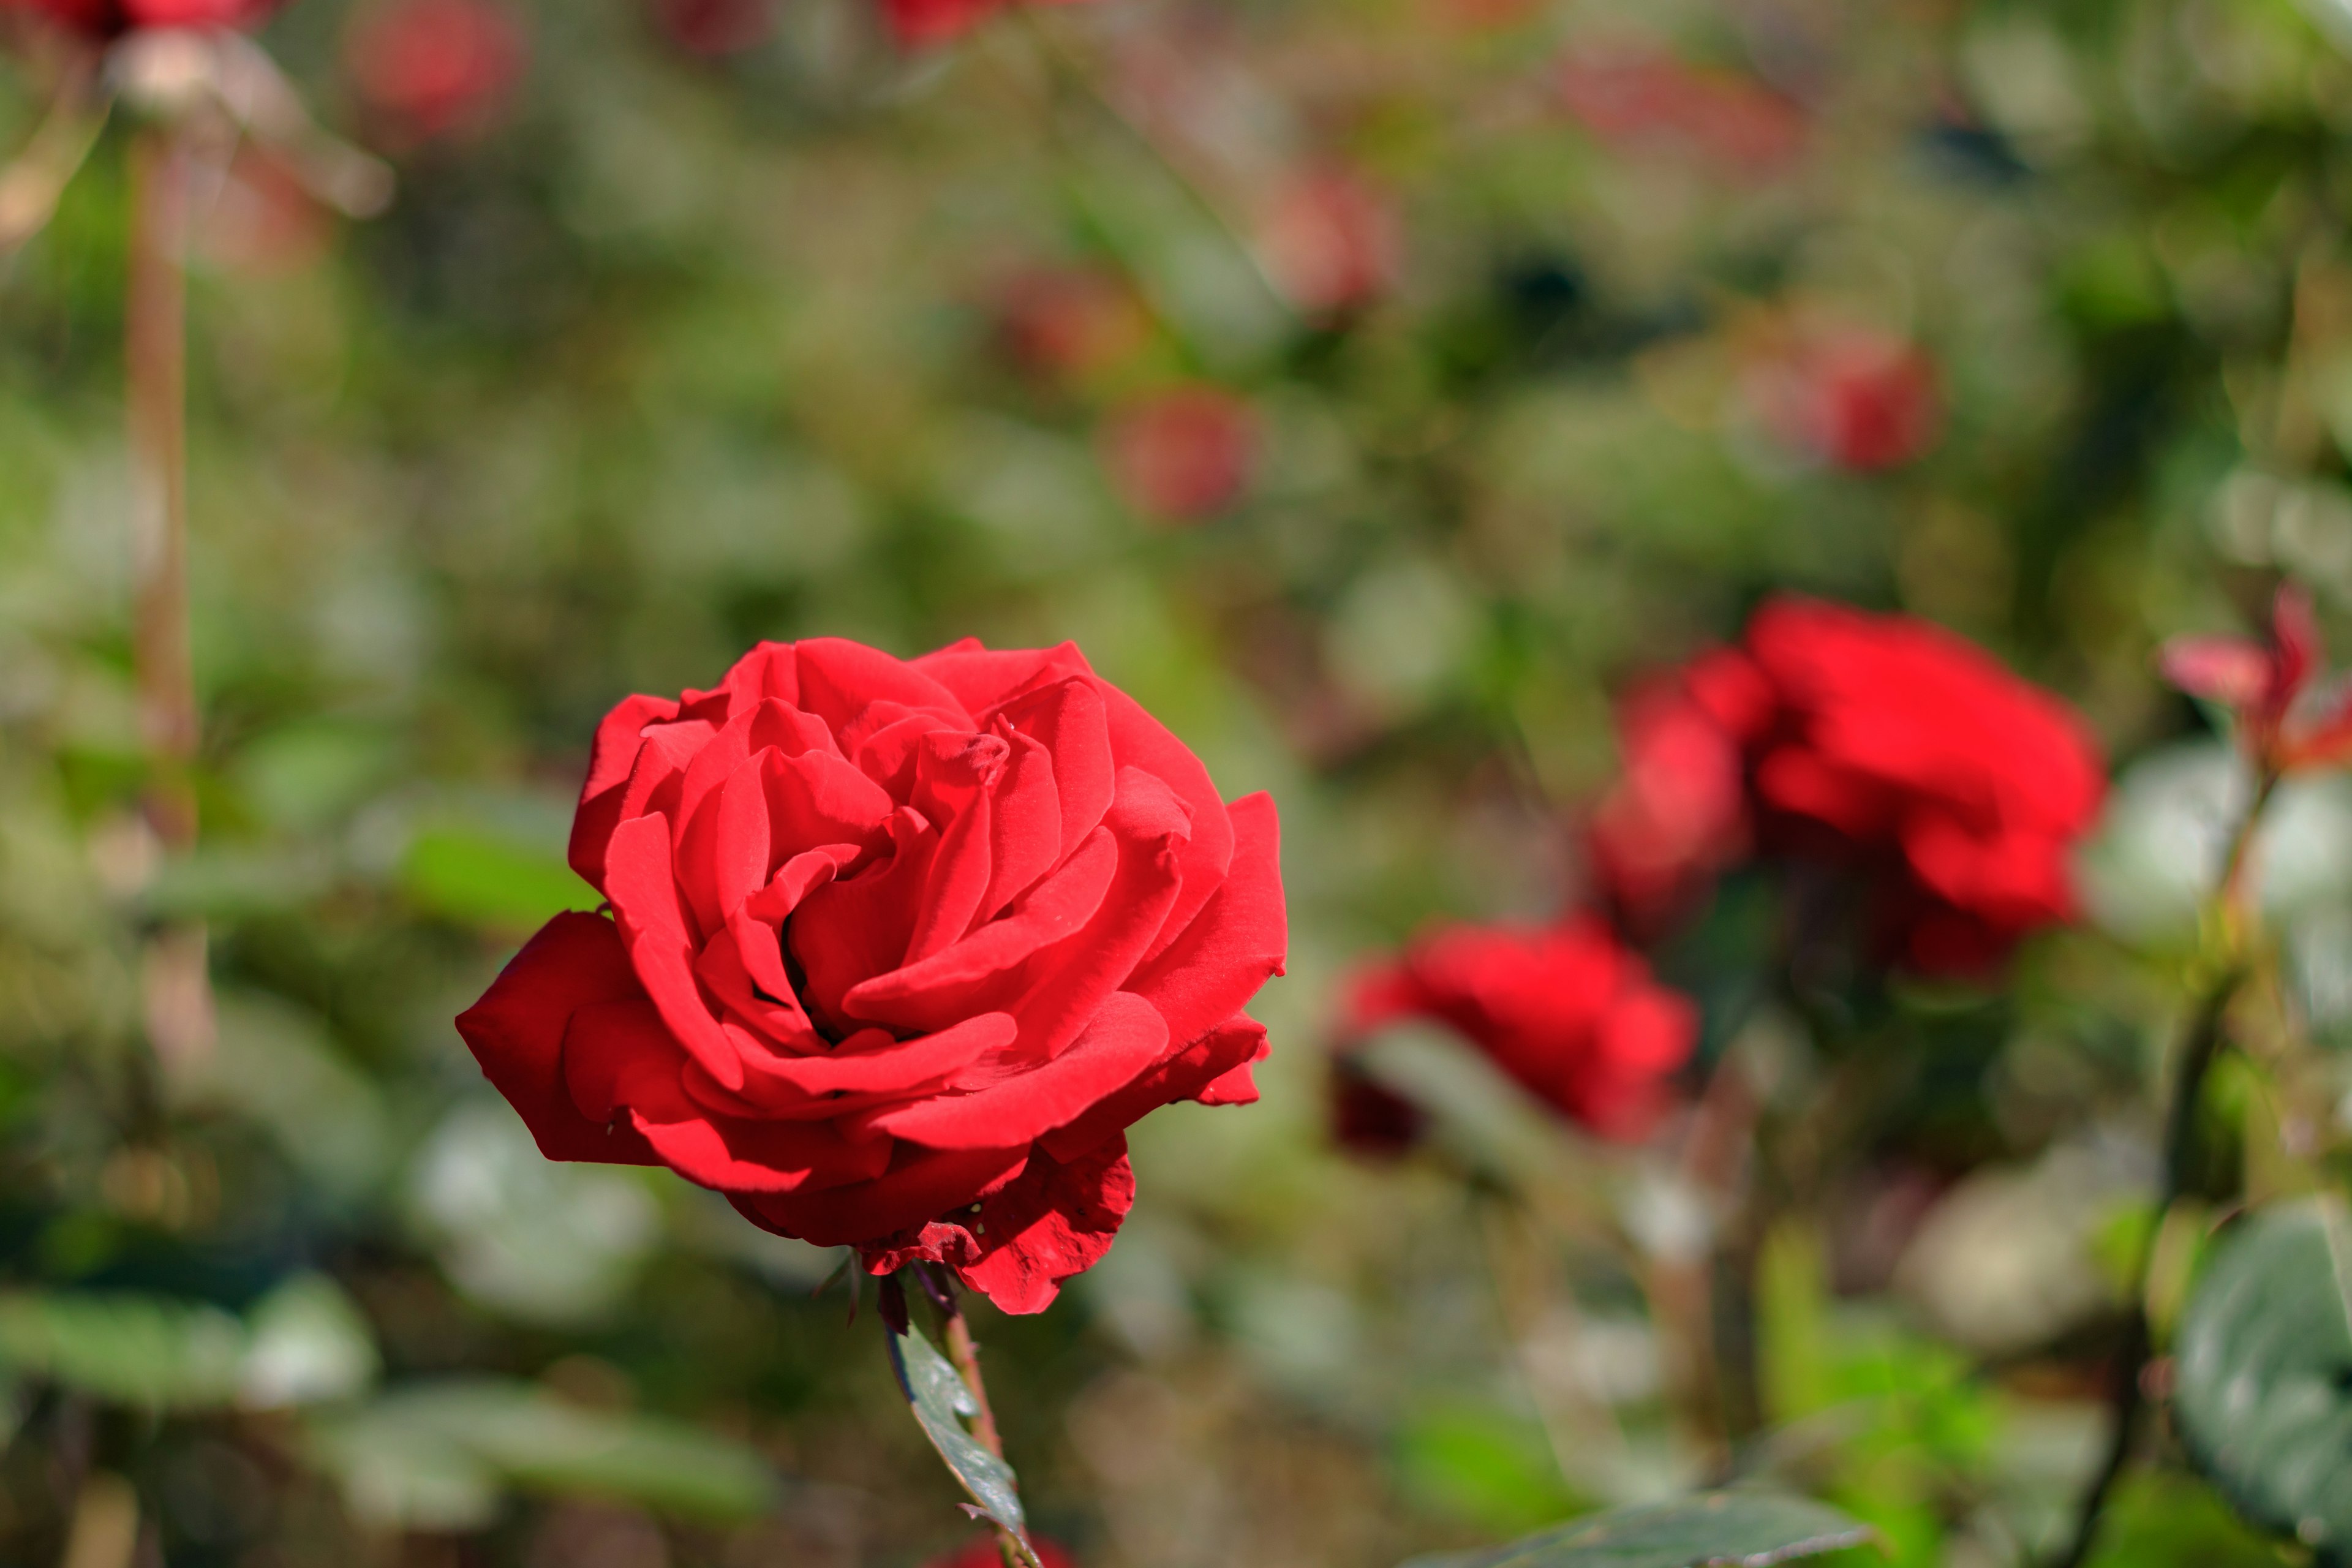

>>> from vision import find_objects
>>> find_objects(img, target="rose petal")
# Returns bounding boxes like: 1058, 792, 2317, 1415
732, 1142, 1030, 1248
570, 693, 680, 888
840, 827, 1118, 1036
1098, 684, 1234, 964
1037, 1014, 1266, 1162
856, 990, 1170, 1149
454, 912, 660, 1165
1123, 790, 1285, 1050
604, 812, 746, 1091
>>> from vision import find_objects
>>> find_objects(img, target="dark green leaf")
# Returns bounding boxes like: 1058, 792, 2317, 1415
2174, 1196, 2352, 1563
886, 1322, 1035, 1554
1400, 1491, 1875, 1568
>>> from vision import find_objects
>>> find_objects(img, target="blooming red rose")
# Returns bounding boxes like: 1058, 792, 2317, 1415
1103, 387, 1257, 524
456, 638, 1286, 1314
2, 0, 280, 37
1591, 598, 2106, 973
2162, 582, 2352, 775
1335, 918, 1698, 1143
345, 0, 527, 145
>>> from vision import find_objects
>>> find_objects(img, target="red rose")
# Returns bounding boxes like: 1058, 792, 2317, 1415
1588, 654, 1760, 933
4, 0, 280, 37
1103, 387, 1258, 524
456, 638, 1286, 1314
1592, 598, 2106, 973
345, 0, 527, 145
1336, 918, 1698, 1142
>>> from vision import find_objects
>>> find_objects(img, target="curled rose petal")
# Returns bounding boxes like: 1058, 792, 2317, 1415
458, 636, 1286, 1314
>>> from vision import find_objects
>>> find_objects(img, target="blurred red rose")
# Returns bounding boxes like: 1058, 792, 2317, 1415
345, 0, 527, 145
2162, 582, 2352, 775
929, 1537, 1077, 1568
649, 0, 774, 55
1336, 918, 1698, 1142
1257, 167, 1401, 320
4, 0, 281, 36
1593, 598, 2106, 973
1104, 387, 1257, 524
1588, 653, 1762, 934
457, 638, 1286, 1316
1557, 45, 1804, 175
1751, 326, 1942, 472
994, 266, 1153, 385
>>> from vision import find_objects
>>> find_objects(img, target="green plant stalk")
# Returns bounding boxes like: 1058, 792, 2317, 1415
2048, 768, 2276, 1568
942, 1302, 1042, 1568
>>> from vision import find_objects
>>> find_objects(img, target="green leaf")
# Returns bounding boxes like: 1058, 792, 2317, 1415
886, 1322, 1035, 1555
0, 1292, 246, 1410
2174, 1196, 2352, 1562
306, 1379, 779, 1531
398, 826, 596, 932
1400, 1491, 1875, 1568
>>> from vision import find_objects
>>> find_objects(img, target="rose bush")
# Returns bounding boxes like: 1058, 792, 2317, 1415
1592, 597, 2106, 971
1335, 918, 1697, 1142
458, 638, 1286, 1313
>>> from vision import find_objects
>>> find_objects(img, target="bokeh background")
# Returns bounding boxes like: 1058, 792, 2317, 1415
4, 0, 2352, 1562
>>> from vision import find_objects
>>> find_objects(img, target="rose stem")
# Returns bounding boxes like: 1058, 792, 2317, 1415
2048, 768, 2275, 1568
126, 123, 212, 1071
935, 1281, 1041, 1568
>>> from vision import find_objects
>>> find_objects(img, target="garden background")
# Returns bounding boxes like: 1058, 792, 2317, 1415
2, 0, 2348, 1562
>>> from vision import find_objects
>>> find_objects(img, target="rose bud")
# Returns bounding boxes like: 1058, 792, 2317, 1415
648, 0, 775, 55
456, 638, 1287, 1315
1103, 387, 1258, 525
1334, 919, 1699, 1144
1256, 167, 1401, 321
1751, 326, 1942, 473
2162, 582, 2352, 776
345, 0, 527, 146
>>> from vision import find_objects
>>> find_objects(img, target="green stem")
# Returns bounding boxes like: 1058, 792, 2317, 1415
941, 1298, 1041, 1568
2048, 766, 2274, 1568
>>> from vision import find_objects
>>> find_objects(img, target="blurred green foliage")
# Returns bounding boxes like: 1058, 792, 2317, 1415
2, 0, 2352, 1561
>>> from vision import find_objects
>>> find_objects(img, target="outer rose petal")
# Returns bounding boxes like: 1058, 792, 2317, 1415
733, 1144, 1029, 1248
863, 1137, 1136, 1315
1038, 1015, 1268, 1161
569, 692, 680, 889
1125, 791, 1287, 1049
454, 912, 660, 1166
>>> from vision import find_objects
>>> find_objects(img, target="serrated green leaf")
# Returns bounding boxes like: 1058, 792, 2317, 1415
2174, 1196, 2352, 1564
1400, 1491, 1875, 1568
886, 1323, 1034, 1553
306, 1379, 778, 1529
